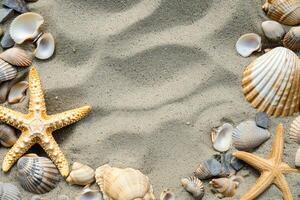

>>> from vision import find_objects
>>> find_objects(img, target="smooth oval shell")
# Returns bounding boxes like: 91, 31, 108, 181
66, 162, 95, 186
160, 189, 175, 200
0, 183, 21, 200
34, 33, 55, 60
194, 158, 222, 179
0, 124, 17, 147
77, 186, 103, 200
8, 81, 28, 104
0, 47, 32, 67
211, 123, 233, 152
236, 33, 261, 57
10, 12, 44, 44
209, 176, 243, 198
95, 164, 155, 200
0, 59, 17, 82
181, 176, 204, 199
242, 47, 300, 117
17, 155, 60, 194
283, 26, 300, 51
232, 120, 270, 151
295, 146, 300, 167
290, 115, 300, 144
261, 20, 285, 41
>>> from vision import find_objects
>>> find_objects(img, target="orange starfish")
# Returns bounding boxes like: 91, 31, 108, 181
0, 67, 91, 177
233, 123, 299, 200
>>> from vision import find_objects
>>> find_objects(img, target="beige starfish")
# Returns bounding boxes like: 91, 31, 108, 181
0, 67, 91, 177
233, 123, 299, 200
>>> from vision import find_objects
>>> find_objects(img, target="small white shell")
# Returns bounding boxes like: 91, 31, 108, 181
66, 162, 95, 186
0, 60, 17, 82
181, 176, 204, 199
10, 12, 44, 44
34, 33, 55, 60
261, 20, 285, 42
236, 33, 261, 57
0, 47, 32, 67
0, 183, 21, 200
295, 147, 300, 167
283, 26, 300, 51
77, 186, 103, 200
7, 81, 28, 104
211, 123, 233, 152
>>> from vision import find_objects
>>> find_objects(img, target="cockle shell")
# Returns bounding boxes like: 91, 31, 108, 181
160, 189, 175, 200
261, 20, 285, 42
295, 146, 300, 167
0, 60, 17, 82
77, 186, 103, 200
194, 158, 222, 179
34, 33, 55, 60
0, 183, 21, 200
95, 164, 155, 200
242, 47, 300, 117
236, 33, 262, 57
17, 154, 60, 194
10, 12, 44, 44
181, 176, 204, 199
262, 0, 300, 25
211, 123, 233, 152
209, 176, 243, 198
0, 124, 18, 147
7, 81, 28, 104
290, 116, 300, 144
232, 121, 270, 151
0, 47, 33, 67
66, 162, 95, 186
283, 26, 300, 51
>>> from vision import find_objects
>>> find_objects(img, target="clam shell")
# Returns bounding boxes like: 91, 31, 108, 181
10, 12, 44, 44
0, 183, 21, 200
3, 0, 29, 13
194, 158, 222, 179
160, 189, 175, 200
17, 155, 60, 194
95, 164, 155, 200
295, 146, 300, 167
236, 33, 261, 57
232, 120, 270, 151
211, 123, 233, 152
7, 81, 28, 104
261, 20, 285, 42
209, 176, 243, 198
34, 33, 55, 60
242, 47, 300, 117
0, 124, 17, 147
66, 162, 95, 186
283, 26, 300, 51
181, 176, 204, 199
77, 186, 103, 200
0, 60, 17, 82
290, 115, 300, 144
262, 0, 300, 25
0, 47, 33, 67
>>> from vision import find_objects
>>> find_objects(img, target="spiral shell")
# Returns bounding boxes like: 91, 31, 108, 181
0, 47, 33, 67
181, 176, 204, 199
0, 183, 21, 200
283, 26, 300, 51
209, 176, 243, 198
194, 158, 222, 179
95, 164, 155, 200
0, 59, 17, 82
211, 123, 233, 152
160, 189, 175, 200
17, 154, 60, 194
0, 124, 18, 147
66, 162, 95, 186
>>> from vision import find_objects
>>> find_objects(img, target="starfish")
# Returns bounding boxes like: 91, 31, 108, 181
233, 123, 299, 200
0, 67, 91, 177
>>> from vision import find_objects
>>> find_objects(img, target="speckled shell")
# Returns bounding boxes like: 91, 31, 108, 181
283, 26, 300, 51
95, 164, 155, 200
181, 176, 204, 199
242, 47, 300, 117
194, 158, 222, 179
0, 183, 21, 200
289, 115, 300, 144
0, 59, 17, 82
160, 189, 175, 200
262, 0, 300, 25
17, 155, 60, 194
209, 176, 243, 198
66, 162, 95, 186
0, 124, 18, 147
0, 47, 32, 67
211, 123, 233, 152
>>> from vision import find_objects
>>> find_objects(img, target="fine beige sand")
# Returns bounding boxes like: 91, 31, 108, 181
0, 0, 300, 199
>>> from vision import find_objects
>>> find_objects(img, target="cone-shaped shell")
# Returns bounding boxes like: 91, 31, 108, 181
242, 47, 300, 117
66, 162, 95, 186
160, 189, 175, 200
209, 176, 242, 198
8, 81, 28, 104
17, 155, 60, 194
0, 183, 21, 200
194, 159, 222, 179
283, 26, 300, 51
261, 20, 285, 42
95, 164, 155, 200
236, 33, 261, 57
0, 47, 32, 67
0, 59, 17, 82
0, 124, 17, 147
34, 33, 55, 60
290, 115, 300, 144
295, 146, 300, 167
211, 123, 233, 152
262, 0, 300, 25
181, 176, 204, 199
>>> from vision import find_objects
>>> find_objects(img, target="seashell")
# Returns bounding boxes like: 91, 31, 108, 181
0, 47, 33, 67
283, 26, 300, 51
0, 60, 17, 82
7, 81, 28, 104
295, 146, 300, 167
0, 124, 17, 147
262, 0, 300, 25
17, 155, 60, 194
209, 176, 243, 198
0, 8, 14, 24
34, 33, 55, 60
77, 186, 103, 200
261, 20, 285, 42
1, 30, 15, 49
290, 115, 300, 144
232, 120, 270, 151
10, 12, 44, 44
194, 158, 222, 179
236, 33, 262, 57
66, 162, 95, 186
211, 123, 233, 152
95, 164, 155, 200
3, 0, 29, 13
181, 176, 204, 199
160, 189, 175, 200
255, 112, 269, 129
214, 152, 245, 177
242, 47, 300, 117
0, 183, 21, 200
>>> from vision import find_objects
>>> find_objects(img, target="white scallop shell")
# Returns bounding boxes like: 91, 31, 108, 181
283, 26, 300, 51
290, 116, 300, 144
261, 20, 285, 42
34, 33, 55, 60
211, 123, 233, 152
0, 183, 21, 200
0, 59, 17, 82
236, 33, 261, 57
242, 47, 300, 117
295, 146, 300, 167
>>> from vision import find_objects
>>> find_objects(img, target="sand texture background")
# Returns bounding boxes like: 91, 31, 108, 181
0, 0, 300, 199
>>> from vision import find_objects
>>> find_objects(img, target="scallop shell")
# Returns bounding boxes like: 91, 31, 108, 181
209, 176, 243, 198
295, 146, 300, 167
34, 33, 55, 60
181, 176, 204, 199
232, 120, 270, 151
236, 33, 262, 57
10, 12, 44, 44
242, 47, 300, 117
66, 162, 95, 186
0, 60, 17, 82
8, 81, 28, 104
17, 154, 60, 194
290, 116, 300, 144
0, 47, 32, 67
95, 164, 155, 200
261, 20, 285, 42
194, 158, 222, 179
262, 0, 300, 25
0, 124, 17, 147
211, 123, 233, 152
0, 183, 21, 200
160, 189, 175, 200
283, 26, 300, 51
77, 186, 103, 200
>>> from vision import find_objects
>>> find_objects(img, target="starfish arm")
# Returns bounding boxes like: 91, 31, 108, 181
233, 151, 271, 171
269, 124, 284, 163
28, 67, 46, 113
0, 106, 26, 130
38, 135, 69, 177
47, 106, 91, 131
280, 162, 299, 174
274, 173, 293, 200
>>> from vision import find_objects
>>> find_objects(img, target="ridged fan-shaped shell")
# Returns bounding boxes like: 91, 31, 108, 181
0, 59, 17, 82
0, 47, 32, 67
242, 47, 300, 117
289, 115, 300, 144
194, 158, 222, 179
0, 183, 21, 200
66, 162, 95, 186
283, 26, 300, 51
181, 176, 204, 199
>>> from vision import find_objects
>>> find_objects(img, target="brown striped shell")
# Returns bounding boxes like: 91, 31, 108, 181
0, 47, 32, 67
283, 26, 300, 51
0, 59, 17, 82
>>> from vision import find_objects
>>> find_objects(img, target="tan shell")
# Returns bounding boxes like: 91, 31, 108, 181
242, 47, 300, 117
295, 146, 300, 167
181, 176, 204, 199
209, 176, 243, 198
34, 33, 55, 60
66, 162, 95, 186
0, 124, 18, 147
262, 0, 300, 25
160, 189, 175, 200
289, 116, 300, 144
95, 164, 155, 200
0, 47, 32, 67
283, 26, 300, 51
7, 81, 28, 104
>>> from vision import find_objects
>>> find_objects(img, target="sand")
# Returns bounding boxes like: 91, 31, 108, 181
0, 0, 300, 199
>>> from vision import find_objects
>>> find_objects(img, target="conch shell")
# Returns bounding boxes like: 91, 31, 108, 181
209, 176, 243, 198
66, 162, 95, 186
181, 176, 204, 199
